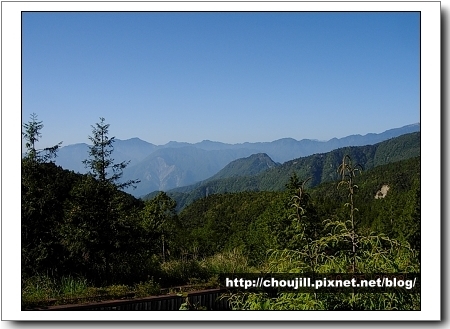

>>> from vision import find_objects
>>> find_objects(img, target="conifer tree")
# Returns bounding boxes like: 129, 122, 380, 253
141, 192, 177, 262
63, 117, 140, 284
22, 113, 61, 163
22, 113, 66, 276
82, 117, 139, 189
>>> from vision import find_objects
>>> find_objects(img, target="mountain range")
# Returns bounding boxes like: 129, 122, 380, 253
145, 131, 420, 210
52, 123, 420, 197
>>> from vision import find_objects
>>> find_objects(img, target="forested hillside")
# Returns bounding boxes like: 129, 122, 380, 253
207, 153, 280, 180
173, 156, 420, 310
21, 115, 420, 311
153, 132, 420, 210
176, 156, 420, 265
52, 123, 419, 197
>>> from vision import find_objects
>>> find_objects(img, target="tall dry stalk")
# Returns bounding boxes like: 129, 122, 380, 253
337, 155, 362, 274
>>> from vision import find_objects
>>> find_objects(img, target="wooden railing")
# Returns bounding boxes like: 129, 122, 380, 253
37, 288, 231, 311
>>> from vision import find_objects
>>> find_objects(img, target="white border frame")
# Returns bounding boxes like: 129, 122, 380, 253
1, 1, 441, 321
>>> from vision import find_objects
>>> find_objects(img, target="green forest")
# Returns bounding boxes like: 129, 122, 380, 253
22, 115, 420, 310
144, 131, 420, 211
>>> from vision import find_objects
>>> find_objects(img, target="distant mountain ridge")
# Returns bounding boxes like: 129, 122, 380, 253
52, 123, 419, 197
151, 132, 420, 210
208, 153, 280, 180
120, 146, 261, 196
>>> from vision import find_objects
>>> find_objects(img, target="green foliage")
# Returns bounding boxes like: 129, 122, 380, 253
59, 118, 145, 285
134, 279, 161, 298
140, 192, 178, 262
159, 259, 209, 287
22, 113, 43, 161
309, 156, 420, 246
61, 176, 143, 284
21, 114, 69, 276
179, 297, 208, 311
22, 116, 172, 288
335, 155, 363, 273
178, 191, 283, 264
22, 275, 57, 308
22, 116, 420, 311
284, 174, 322, 249
105, 284, 129, 298
21, 160, 80, 276
207, 153, 279, 180
158, 249, 255, 288
162, 132, 420, 210
82, 117, 139, 189
22, 113, 62, 164
22, 275, 93, 308
22, 274, 165, 308
225, 291, 326, 311
200, 248, 255, 274
59, 276, 89, 299
225, 155, 420, 311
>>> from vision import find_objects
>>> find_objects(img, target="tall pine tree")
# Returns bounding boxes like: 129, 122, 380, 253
62, 118, 140, 284
22, 113, 61, 164
22, 113, 68, 277
82, 117, 139, 189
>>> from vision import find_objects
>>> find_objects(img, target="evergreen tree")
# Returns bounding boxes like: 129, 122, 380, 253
22, 113, 61, 164
62, 117, 140, 284
22, 114, 70, 277
270, 173, 321, 251
141, 192, 177, 262
82, 117, 139, 189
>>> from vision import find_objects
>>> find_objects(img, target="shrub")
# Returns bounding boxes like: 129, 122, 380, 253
134, 278, 161, 297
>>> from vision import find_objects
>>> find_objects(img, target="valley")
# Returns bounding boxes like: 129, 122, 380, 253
53, 123, 419, 197
21, 117, 421, 311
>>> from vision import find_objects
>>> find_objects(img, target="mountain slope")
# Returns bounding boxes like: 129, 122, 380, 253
208, 153, 280, 180
52, 123, 419, 197
157, 132, 420, 210
176, 156, 420, 261
54, 138, 157, 174
192, 123, 420, 162
120, 146, 261, 197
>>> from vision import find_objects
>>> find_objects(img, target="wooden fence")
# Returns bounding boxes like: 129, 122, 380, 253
39, 288, 231, 311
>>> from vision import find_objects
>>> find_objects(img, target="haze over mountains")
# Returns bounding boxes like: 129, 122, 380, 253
53, 123, 420, 197
156, 131, 420, 210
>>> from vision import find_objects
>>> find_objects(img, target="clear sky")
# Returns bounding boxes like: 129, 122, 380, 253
22, 11, 420, 148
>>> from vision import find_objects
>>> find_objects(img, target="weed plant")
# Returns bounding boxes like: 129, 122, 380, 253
226, 156, 420, 311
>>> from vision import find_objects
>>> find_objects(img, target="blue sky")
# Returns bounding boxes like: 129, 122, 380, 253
22, 11, 420, 147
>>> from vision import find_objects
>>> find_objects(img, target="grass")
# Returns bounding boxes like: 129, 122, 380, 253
21, 275, 57, 308
22, 249, 254, 309
22, 275, 160, 309
59, 275, 89, 299
201, 248, 255, 274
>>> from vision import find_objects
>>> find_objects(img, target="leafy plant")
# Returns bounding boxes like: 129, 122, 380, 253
226, 155, 420, 311
179, 296, 207, 311
59, 276, 89, 299
201, 248, 254, 274
134, 279, 161, 298
22, 113, 61, 164
22, 275, 57, 308
105, 285, 130, 298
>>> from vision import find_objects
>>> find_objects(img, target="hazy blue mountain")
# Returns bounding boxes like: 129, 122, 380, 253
52, 123, 419, 197
120, 146, 260, 197
208, 153, 280, 180
193, 140, 237, 151
54, 138, 157, 174
155, 132, 420, 210
54, 143, 90, 174
183, 123, 419, 163
158, 153, 280, 199
112, 138, 158, 166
